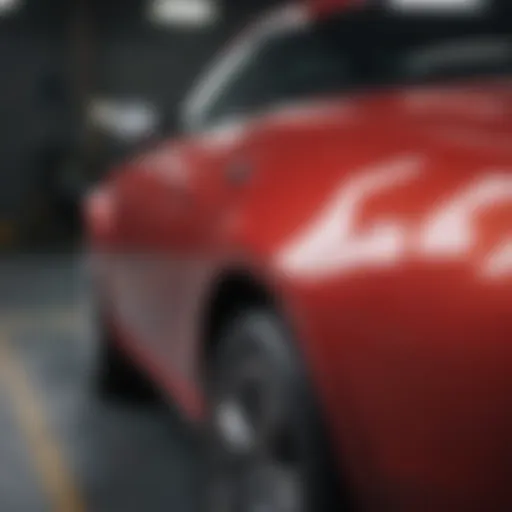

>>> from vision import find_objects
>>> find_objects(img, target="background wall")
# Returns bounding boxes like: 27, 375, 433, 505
0, 0, 76, 247
0, 0, 280, 250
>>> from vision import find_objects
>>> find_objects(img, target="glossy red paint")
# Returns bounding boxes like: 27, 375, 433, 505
85, 29, 512, 512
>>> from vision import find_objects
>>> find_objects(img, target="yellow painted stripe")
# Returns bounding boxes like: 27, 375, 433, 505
0, 335, 87, 512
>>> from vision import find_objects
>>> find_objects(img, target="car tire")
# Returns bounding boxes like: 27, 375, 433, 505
204, 308, 351, 512
95, 310, 159, 406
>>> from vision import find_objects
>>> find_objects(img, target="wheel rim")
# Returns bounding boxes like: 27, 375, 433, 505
210, 357, 304, 512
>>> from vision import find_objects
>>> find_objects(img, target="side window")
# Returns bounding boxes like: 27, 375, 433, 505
402, 37, 512, 82
257, 32, 351, 104
196, 28, 352, 130
197, 37, 280, 130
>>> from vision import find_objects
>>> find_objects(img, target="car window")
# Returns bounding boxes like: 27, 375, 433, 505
373, 13, 512, 85
401, 37, 512, 81
197, 29, 355, 130
192, 3, 512, 132
197, 41, 270, 129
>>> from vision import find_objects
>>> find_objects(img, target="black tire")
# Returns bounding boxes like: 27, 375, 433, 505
204, 308, 352, 512
95, 311, 160, 406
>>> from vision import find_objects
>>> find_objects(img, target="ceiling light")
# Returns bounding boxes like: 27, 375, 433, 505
148, 0, 219, 28
0, 0, 21, 16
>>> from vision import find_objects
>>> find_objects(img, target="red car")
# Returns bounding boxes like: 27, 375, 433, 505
86, 1, 512, 510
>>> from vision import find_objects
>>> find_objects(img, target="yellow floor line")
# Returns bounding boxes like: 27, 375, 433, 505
0, 334, 87, 512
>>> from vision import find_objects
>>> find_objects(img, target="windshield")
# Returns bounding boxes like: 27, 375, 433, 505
194, 3, 512, 130
267, 8, 512, 99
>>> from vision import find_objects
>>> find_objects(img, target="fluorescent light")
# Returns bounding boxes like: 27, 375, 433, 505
0, 0, 21, 16
89, 98, 158, 141
148, 0, 218, 28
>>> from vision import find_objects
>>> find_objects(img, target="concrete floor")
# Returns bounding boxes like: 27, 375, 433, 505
0, 255, 201, 512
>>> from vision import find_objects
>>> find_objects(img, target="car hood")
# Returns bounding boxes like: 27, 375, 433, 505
229, 80, 512, 282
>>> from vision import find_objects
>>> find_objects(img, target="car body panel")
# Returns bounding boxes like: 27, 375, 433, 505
85, 45, 512, 512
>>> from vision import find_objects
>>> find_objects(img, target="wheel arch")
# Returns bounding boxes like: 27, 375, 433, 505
200, 269, 277, 378
198, 268, 355, 511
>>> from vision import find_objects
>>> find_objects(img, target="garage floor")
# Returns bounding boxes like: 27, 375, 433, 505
0, 255, 202, 512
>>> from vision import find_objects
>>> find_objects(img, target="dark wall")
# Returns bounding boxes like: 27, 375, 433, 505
0, 0, 76, 243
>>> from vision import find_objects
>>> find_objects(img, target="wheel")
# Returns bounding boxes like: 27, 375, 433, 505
204, 309, 350, 512
95, 309, 160, 406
